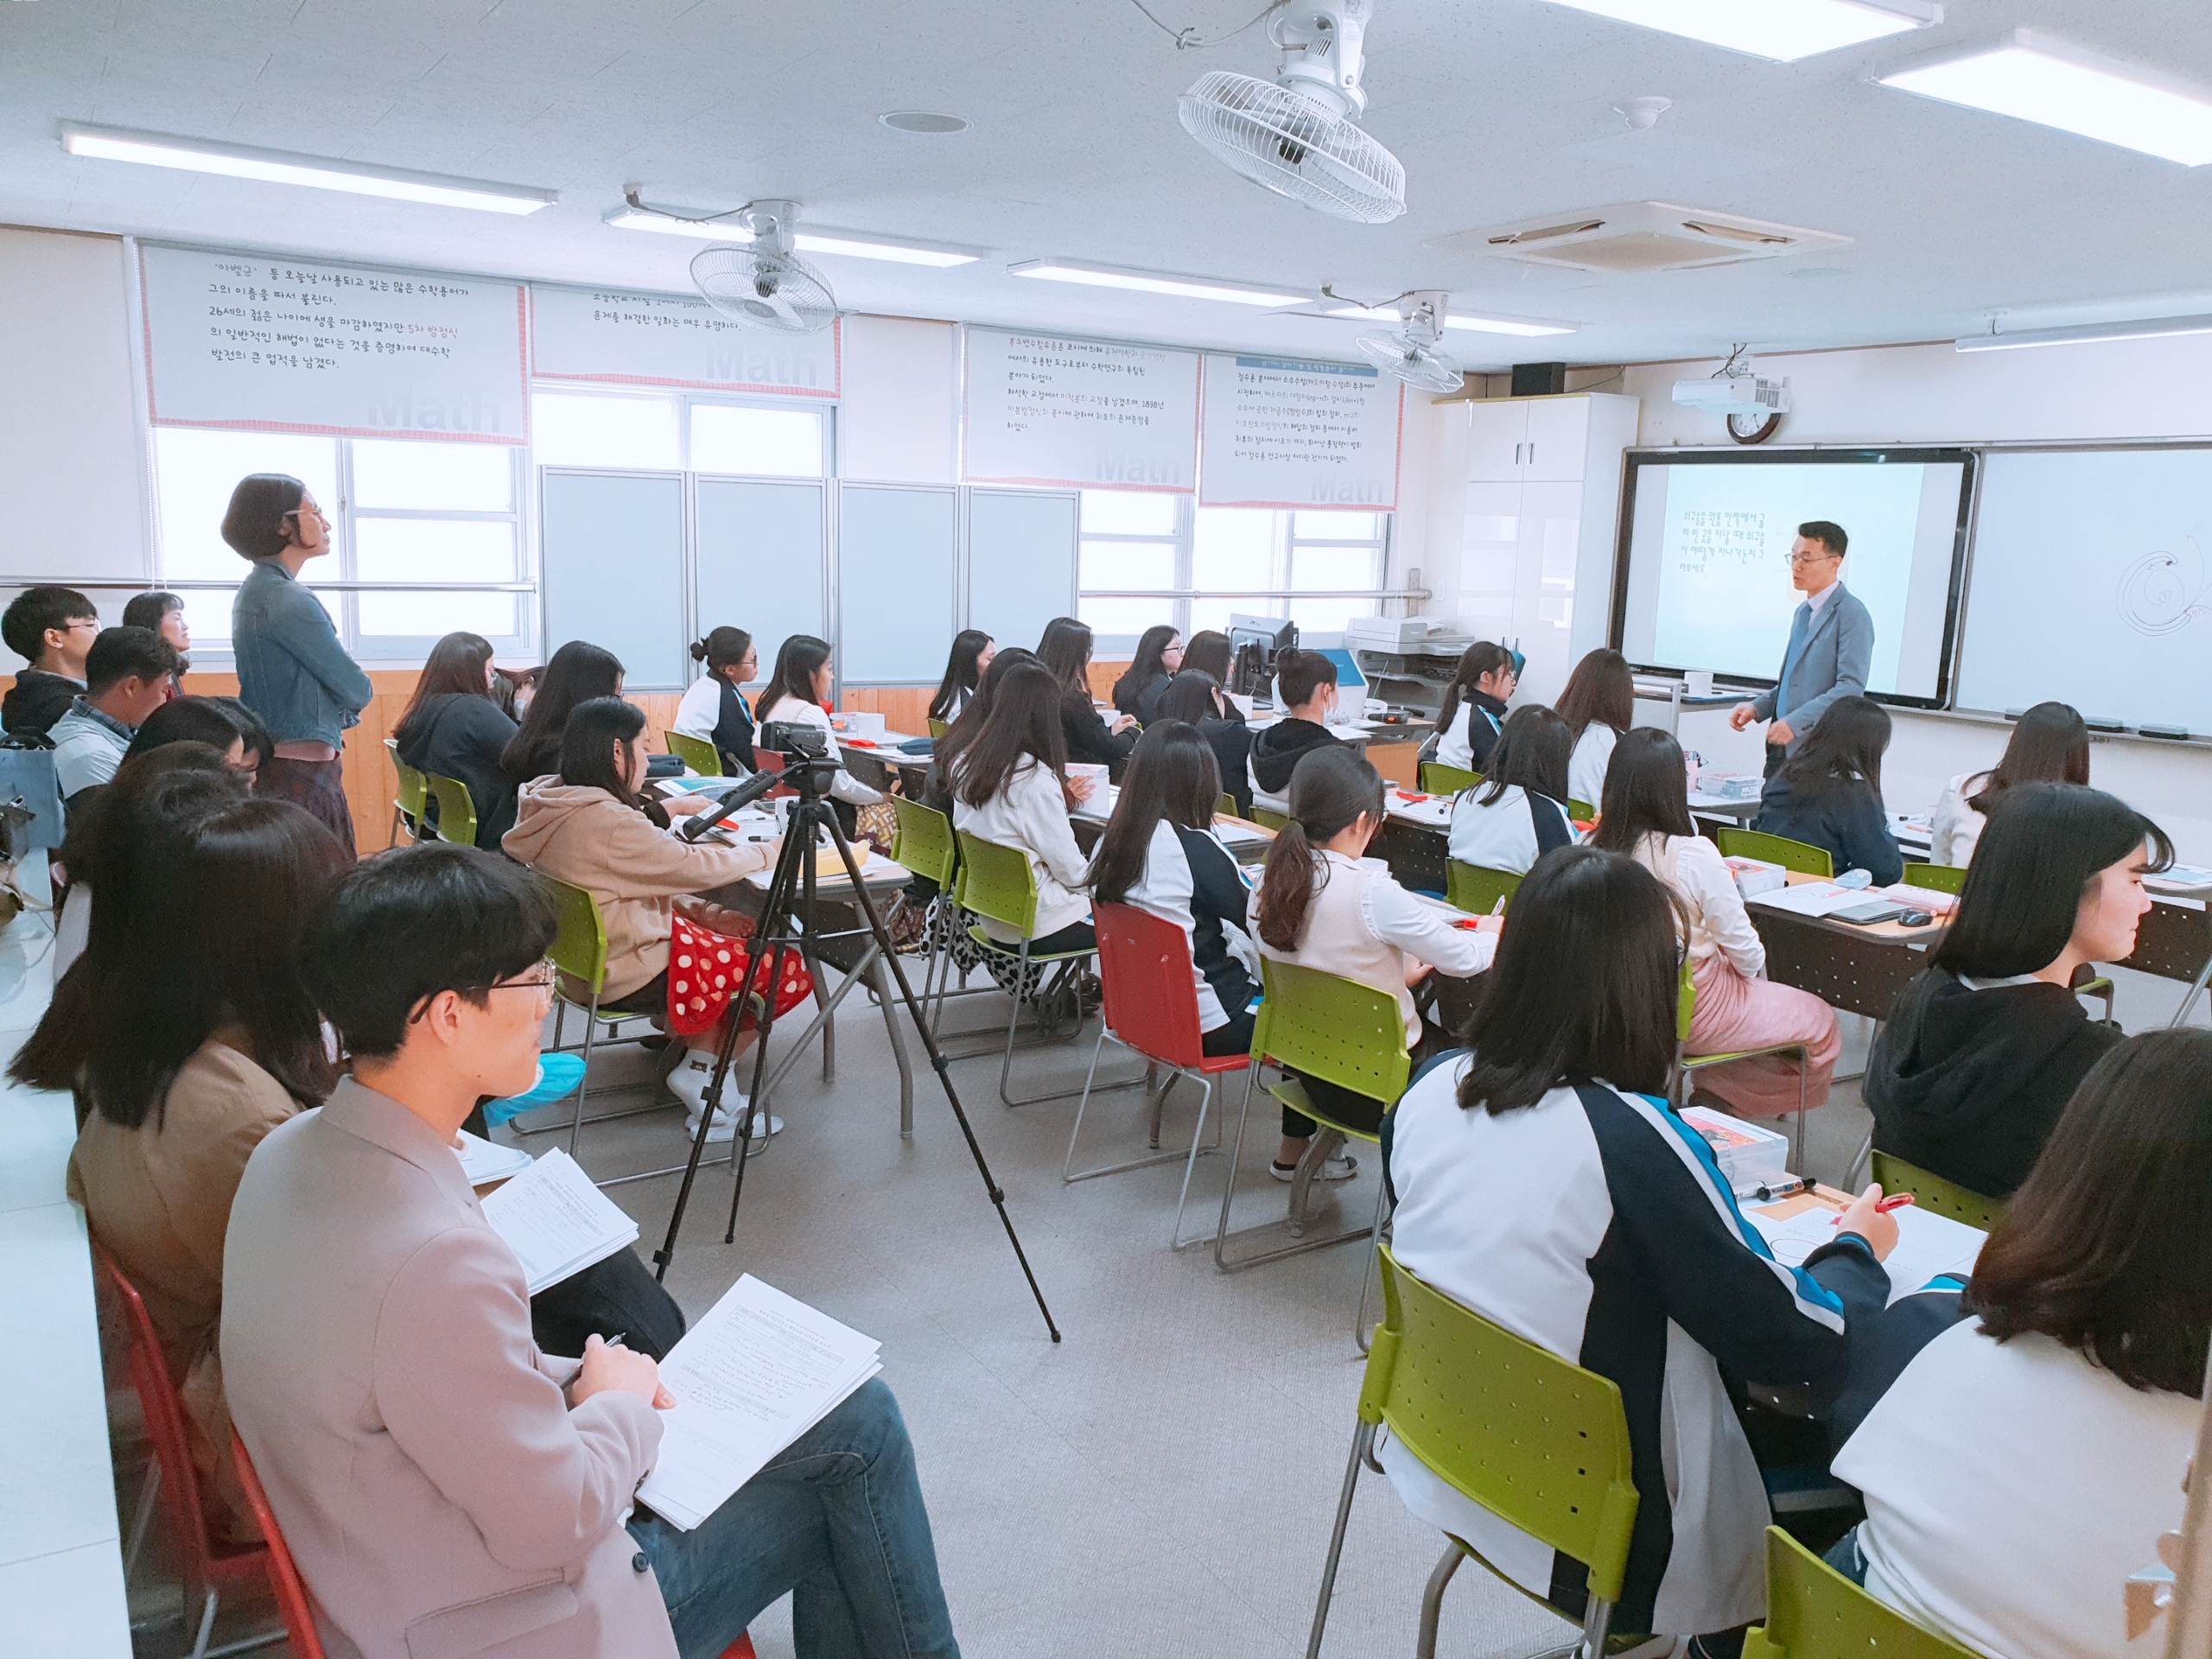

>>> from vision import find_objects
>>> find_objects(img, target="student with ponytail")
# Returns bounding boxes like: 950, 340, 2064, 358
1432, 640, 1519, 773
673, 625, 759, 775
1250, 746, 1496, 1182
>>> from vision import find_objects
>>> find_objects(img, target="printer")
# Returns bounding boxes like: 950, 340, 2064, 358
1344, 615, 1484, 723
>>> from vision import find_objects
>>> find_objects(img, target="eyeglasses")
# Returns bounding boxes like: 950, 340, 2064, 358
1787, 549, 1841, 566
486, 965, 558, 1000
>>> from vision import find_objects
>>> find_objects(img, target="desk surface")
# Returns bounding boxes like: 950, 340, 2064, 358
1746, 872, 1948, 947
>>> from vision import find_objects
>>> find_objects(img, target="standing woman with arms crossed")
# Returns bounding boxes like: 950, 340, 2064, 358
223, 475, 374, 857
674, 626, 760, 776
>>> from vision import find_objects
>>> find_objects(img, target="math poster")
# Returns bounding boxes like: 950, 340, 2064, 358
1198, 353, 1401, 510
530, 283, 840, 397
962, 328, 1198, 491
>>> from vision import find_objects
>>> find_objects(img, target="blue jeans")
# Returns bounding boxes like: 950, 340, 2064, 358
627, 1379, 959, 1659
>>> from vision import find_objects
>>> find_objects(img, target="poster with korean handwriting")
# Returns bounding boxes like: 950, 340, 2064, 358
530, 284, 840, 397
963, 329, 1198, 491
1198, 353, 1402, 510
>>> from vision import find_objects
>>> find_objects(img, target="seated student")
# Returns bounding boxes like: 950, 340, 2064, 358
755, 634, 887, 836
1179, 630, 1248, 715
122, 589, 192, 699
1753, 694, 1903, 885
1246, 647, 1343, 812
1252, 746, 1495, 1181
224, 844, 959, 1659
906, 646, 1039, 912
1446, 704, 1575, 875
1384, 846, 1900, 1654
1865, 781, 2163, 1198
499, 639, 626, 789
949, 660, 1094, 955
675, 626, 760, 775
124, 695, 270, 784
1039, 616, 1140, 779
1929, 698, 2088, 868
1555, 645, 1632, 810
1, 584, 100, 736
492, 664, 537, 721
504, 697, 782, 1143
1087, 721, 1261, 1054
393, 630, 523, 848
50, 626, 181, 800
1833, 1029, 2208, 1659
1155, 670, 1254, 817
1592, 728, 1840, 1118
1431, 640, 1518, 774
927, 629, 994, 728
1111, 624, 1182, 723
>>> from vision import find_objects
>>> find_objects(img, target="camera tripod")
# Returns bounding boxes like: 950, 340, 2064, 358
648, 742, 1061, 1343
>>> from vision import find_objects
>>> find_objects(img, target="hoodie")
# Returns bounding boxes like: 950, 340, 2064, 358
1863, 969, 2120, 1198
2, 669, 83, 738
500, 778, 774, 1001
394, 692, 521, 851
1247, 716, 1341, 801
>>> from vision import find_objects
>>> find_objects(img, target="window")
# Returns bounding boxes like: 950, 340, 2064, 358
350, 440, 522, 649
150, 429, 341, 645
1078, 491, 1179, 639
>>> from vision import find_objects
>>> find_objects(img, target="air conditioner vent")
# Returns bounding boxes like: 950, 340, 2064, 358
1432, 201, 1849, 274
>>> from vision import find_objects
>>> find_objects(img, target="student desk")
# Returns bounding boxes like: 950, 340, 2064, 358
1066, 785, 1275, 866
1744, 874, 1942, 1021
833, 731, 928, 799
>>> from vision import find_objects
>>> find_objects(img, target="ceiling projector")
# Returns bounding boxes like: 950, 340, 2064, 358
1672, 376, 1791, 417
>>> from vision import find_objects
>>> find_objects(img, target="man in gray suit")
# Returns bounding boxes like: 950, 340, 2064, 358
1729, 519, 1875, 774
223, 845, 958, 1659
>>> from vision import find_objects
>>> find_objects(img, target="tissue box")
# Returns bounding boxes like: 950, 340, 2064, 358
1680, 1107, 1790, 1190
830, 710, 887, 738
1725, 855, 1789, 899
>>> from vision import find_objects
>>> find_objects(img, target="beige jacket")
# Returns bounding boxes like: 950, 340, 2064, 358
223, 1078, 675, 1659
501, 779, 773, 1001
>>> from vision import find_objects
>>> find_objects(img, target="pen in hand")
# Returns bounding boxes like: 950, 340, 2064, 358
562, 1332, 626, 1392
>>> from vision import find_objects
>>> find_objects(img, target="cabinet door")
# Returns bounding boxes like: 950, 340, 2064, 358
1465, 401, 1530, 483
1522, 397, 1592, 483
1457, 482, 1522, 641
1513, 480, 1585, 701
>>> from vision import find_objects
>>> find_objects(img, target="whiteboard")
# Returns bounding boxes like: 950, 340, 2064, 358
530, 284, 840, 397
541, 472, 687, 690
697, 479, 826, 683
963, 328, 1198, 491
839, 486, 957, 683
1198, 353, 1401, 510
141, 244, 526, 442
1958, 447, 2212, 733
967, 489, 1077, 652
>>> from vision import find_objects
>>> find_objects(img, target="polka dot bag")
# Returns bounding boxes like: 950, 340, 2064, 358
666, 912, 815, 1037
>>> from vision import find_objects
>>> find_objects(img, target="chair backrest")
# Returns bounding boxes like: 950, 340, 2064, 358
927, 717, 950, 741
541, 874, 612, 997
423, 773, 478, 849
1717, 827, 1834, 879
750, 746, 798, 798
1676, 958, 1697, 1044
1741, 1526, 1979, 1659
664, 730, 721, 778
1214, 792, 1237, 820
1868, 1148, 2006, 1231
1567, 797, 1595, 823
953, 830, 1039, 936
1091, 902, 1209, 1069
231, 1431, 328, 1659
1250, 804, 1292, 832
1445, 859, 1523, 916
1900, 860, 1965, 895
384, 738, 428, 829
1420, 760, 1481, 797
1364, 1243, 1639, 1605
1252, 957, 1411, 1107
892, 798, 958, 889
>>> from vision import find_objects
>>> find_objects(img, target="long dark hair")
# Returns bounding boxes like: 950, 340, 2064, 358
1590, 728, 1695, 852
1112, 625, 1179, 712
558, 696, 667, 827
690, 625, 753, 677
500, 639, 624, 782
1435, 639, 1516, 738
1474, 705, 1571, 807
1967, 701, 2090, 819
1155, 671, 1224, 726
1936, 782, 2171, 979
219, 473, 308, 562
395, 631, 497, 743
952, 662, 1071, 809
1776, 695, 1891, 804
933, 646, 1039, 788
929, 628, 993, 723
1254, 746, 1384, 950
760, 633, 832, 715
1457, 847, 1681, 1114
49, 744, 245, 933
1088, 722, 1221, 906
1182, 630, 1233, 683
1037, 616, 1096, 702
1971, 1029, 2212, 1395
1555, 648, 1634, 745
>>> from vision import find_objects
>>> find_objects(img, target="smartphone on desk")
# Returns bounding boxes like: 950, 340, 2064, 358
1833, 900, 1907, 926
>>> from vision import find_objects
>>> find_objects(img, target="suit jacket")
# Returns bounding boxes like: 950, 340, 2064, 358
1749, 582, 1874, 747
222, 1078, 675, 1659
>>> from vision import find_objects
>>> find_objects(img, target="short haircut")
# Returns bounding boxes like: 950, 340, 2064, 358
3, 586, 97, 664
125, 696, 251, 762
1275, 647, 1338, 710
121, 591, 183, 633
1798, 519, 1848, 557
558, 695, 649, 802
302, 843, 558, 1059
1476, 704, 1571, 806
1967, 700, 2090, 819
84, 626, 181, 696
221, 473, 308, 562
1591, 727, 1696, 851
1971, 1028, 2212, 1395
1936, 782, 2172, 979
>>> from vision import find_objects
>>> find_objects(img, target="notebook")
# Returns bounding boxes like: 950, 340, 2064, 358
479, 1147, 640, 1295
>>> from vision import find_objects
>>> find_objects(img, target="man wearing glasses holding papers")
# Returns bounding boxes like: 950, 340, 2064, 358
1730, 520, 1875, 777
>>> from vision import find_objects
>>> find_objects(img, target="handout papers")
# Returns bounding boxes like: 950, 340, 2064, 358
454, 1128, 533, 1186
638, 1275, 883, 1530
479, 1147, 640, 1295
1755, 881, 1864, 918
1746, 1195, 1986, 1308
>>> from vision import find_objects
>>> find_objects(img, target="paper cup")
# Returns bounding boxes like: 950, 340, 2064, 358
1686, 670, 1714, 697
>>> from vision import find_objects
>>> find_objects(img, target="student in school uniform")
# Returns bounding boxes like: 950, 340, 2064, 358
1832, 1029, 2208, 1659
1554, 646, 1633, 810
927, 628, 995, 728
1383, 846, 1903, 1655
1753, 695, 1904, 885
1431, 640, 1518, 774
1929, 699, 2088, 868
49, 626, 181, 801
123, 590, 192, 700
1039, 616, 1140, 779
499, 639, 626, 789
392, 630, 522, 849
1592, 728, 1841, 1118
1110, 625, 1182, 723
1155, 671, 1254, 818
1865, 782, 2164, 1198
1245, 648, 1343, 813
1, 584, 101, 737
1251, 746, 1495, 1182
754, 633, 888, 838
673, 626, 760, 776
1177, 630, 1245, 716
950, 660, 1096, 961
1446, 705, 1575, 876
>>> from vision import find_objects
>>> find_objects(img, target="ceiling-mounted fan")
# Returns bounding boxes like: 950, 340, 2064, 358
639, 194, 837, 334
1352, 289, 1464, 393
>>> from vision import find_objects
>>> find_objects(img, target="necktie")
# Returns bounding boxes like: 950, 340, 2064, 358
1777, 604, 1811, 720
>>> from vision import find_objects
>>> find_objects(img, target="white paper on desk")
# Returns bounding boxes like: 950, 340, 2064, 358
1391, 798, 1452, 827
454, 1128, 532, 1186
2147, 863, 2212, 894
638, 1274, 883, 1530
479, 1148, 639, 1296
1746, 1201, 1984, 1307
1757, 881, 1859, 918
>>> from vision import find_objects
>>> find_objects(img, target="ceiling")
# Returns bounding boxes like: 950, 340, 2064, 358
5, 1, 2212, 369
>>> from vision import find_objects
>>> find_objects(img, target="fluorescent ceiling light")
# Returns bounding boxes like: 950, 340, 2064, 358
1320, 302, 1574, 337
60, 124, 554, 213
1955, 314, 2212, 353
603, 207, 978, 266
1880, 30, 2212, 166
1543, 0, 1936, 62
1009, 259, 1305, 307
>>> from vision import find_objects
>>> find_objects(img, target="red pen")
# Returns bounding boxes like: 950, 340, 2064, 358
1831, 1193, 1916, 1225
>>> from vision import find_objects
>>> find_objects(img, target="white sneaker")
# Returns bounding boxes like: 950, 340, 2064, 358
1271, 1150, 1358, 1182
670, 1057, 783, 1141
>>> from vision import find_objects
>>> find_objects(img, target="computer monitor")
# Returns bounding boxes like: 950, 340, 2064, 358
1227, 613, 1298, 700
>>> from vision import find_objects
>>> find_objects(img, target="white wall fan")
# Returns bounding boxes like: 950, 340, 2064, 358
1350, 290, 1463, 392
667, 196, 837, 334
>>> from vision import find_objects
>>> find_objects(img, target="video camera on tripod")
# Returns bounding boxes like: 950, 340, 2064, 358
676, 720, 845, 843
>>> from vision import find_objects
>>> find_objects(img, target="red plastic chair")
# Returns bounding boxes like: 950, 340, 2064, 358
750, 746, 798, 799
1063, 901, 1247, 1248
92, 1243, 279, 1659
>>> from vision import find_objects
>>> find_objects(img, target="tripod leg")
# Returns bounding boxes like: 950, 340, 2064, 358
868, 953, 916, 1136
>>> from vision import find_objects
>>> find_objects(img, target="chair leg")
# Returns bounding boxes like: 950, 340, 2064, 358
1846, 1125, 1872, 1190
1579, 1592, 1616, 1659
1353, 1182, 1389, 1356
1061, 1033, 1193, 1189
1168, 1077, 1217, 1252
190, 1587, 219, 1659
122, 1461, 159, 1582
1215, 1066, 1378, 1272
1415, 1541, 1467, 1659
1305, 1418, 1376, 1659
1000, 951, 1135, 1109
567, 995, 600, 1156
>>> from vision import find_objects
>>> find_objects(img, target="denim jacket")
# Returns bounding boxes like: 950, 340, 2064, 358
232, 561, 373, 747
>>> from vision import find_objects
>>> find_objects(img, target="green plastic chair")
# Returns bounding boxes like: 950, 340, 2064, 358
664, 729, 721, 778
1717, 827, 1834, 879
1742, 1527, 1980, 1659
953, 830, 1103, 1107
516, 874, 671, 1160
1869, 1148, 2005, 1232
1676, 962, 1814, 1168
1420, 761, 1480, 797
1251, 804, 1293, 832
1899, 861, 1964, 894
1445, 860, 1522, 916
385, 738, 429, 845
927, 717, 950, 741
1567, 797, 1595, 823
1214, 791, 1239, 820
891, 798, 964, 1022
1307, 1243, 1643, 1659
421, 773, 479, 849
